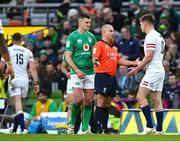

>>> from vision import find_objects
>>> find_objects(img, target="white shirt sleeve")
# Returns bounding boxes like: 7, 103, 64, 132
0, 19, 4, 34
145, 34, 156, 51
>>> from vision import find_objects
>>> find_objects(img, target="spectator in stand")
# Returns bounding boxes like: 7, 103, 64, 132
38, 50, 49, 91
162, 60, 171, 86
35, 31, 45, 52
80, 0, 96, 16
167, 43, 179, 72
127, 0, 144, 37
143, 1, 160, 27
55, 0, 70, 22
170, 32, 180, 52
57, 48, 65, 63
128, 0, 143, 20
159, 2, 179, 32
55, 61, 68, 96
163, 74, 180, 108
116, 66, 129, 97
48, 26, 59, 47
61, 20, 72, 35
93, 3, 104, 39
116, 26, 142, 61
43, 36, 57, 63
67, 9, 79, 31
57, 34, 68, 52
108, 0, 122, 13
102, 7, 126, 32
40, 62, 57, 95
25, 40, 39, 58
26, 89, 57, 133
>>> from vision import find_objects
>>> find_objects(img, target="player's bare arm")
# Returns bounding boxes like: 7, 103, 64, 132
127, 50, 154, 76
0, 36, 10, 61
118, 58, 137, 67
29, 60, 39, 94
61, 62, 71, 79
65, 51, 85, 79
0, 34, 14, 79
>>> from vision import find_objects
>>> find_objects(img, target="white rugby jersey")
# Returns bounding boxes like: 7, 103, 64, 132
0, 19, 3, 33
144, 29, 165, 70
8, 45, 34, 81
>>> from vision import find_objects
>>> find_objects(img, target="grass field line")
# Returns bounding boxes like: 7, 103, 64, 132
0, 134, 180, 141
0, 141, 180, 142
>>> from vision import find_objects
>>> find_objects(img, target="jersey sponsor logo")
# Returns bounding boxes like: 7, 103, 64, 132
83, 44, 89, 51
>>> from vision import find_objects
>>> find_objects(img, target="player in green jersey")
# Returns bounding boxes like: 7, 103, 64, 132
65, 13, 96, 134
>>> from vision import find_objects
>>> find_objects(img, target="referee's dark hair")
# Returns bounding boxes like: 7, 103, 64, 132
12, 32, 22, 42
139, 14, 155, 25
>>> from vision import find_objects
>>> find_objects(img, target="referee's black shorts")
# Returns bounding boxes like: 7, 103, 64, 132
95, 73, 116, 97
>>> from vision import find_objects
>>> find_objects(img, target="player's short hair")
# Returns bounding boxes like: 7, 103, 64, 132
139, 14, 155, 25
12, 33, 22, 41
79, 13, 91, 19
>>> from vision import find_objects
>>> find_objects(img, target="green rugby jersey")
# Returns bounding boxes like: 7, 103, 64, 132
65, 30, 96, 75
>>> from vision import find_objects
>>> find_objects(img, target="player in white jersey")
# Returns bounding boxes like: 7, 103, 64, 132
128, 14, 165, 134
0, 19, 14, 79
8, 33, 39, 133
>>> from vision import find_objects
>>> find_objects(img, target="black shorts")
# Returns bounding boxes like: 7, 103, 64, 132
95, 73, 116, 97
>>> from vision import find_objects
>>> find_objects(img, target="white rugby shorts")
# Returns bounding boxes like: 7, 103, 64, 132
71, 74, 94, 89
66, 78, 73, 94
8, 78, 28, 98
140, 70, 165, 92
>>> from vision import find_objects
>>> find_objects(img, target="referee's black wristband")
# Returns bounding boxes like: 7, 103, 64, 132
33, 81, 39, 85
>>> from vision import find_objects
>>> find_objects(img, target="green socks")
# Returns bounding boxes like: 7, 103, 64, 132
69, 103, 80, 125
82, 105, 92, 131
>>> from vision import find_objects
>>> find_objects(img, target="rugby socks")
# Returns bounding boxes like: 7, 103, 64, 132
142, 105, 153, 128
102, 107, 109, 130
82, 105, 92, 131
95, 106, 104, 133
12, 115, 19, 132
156, 111, 164, 131
69, 103, 80, 126
16, 113, 25, 132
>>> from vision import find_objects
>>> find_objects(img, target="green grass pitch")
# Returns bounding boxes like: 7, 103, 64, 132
0, 134, 180, 141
